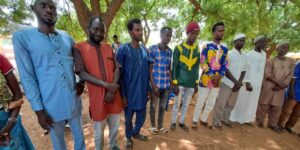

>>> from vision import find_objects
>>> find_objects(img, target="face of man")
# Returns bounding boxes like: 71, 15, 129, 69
161, 30, 172, 45
213, 25, 225, 41
129, 23, 143, 42
113, 37, 118, 42
255, 38, 267, 50
88, 18, 106, 44
277, 44, 289, 56
187, 30, 199, 44
32, 0, 57, 26
234, 37, 246, 50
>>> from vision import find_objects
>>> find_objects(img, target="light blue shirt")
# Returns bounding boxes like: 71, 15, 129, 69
13, 28, 82, 122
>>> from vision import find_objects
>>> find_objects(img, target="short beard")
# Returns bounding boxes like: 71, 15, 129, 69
37, 15, 56, 27
42, 19, 56, 26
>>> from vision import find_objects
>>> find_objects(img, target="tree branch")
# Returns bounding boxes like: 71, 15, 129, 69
142, 15, 151, 45
105, 0, 109, 7
90, 0, 101, 16
102, 0, 125, 29
63, 0, 73, 23
71, 0, 91, 35
189, 0, 202, 12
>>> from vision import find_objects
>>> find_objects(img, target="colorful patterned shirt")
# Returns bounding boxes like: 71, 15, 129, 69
148, 44, 172, 89
200, 41, 229, 88
172, 42, 200, 88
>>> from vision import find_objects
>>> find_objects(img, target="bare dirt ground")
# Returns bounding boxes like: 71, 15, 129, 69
21, 93, 300, 150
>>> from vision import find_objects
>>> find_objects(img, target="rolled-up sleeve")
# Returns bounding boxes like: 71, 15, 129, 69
13, 32, 43, 111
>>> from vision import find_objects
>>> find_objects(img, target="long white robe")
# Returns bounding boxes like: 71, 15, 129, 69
230, 49, 266, 123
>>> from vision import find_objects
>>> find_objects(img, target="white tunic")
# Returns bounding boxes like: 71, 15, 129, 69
230, 49, 266, 123
222, 48, 248, 88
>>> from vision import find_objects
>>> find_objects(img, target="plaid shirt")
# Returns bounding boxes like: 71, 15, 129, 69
148, 45, 172, 89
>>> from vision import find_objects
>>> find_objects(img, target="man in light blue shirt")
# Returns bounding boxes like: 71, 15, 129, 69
12, 0, 85, 149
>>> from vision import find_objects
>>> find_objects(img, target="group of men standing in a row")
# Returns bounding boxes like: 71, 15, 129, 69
8, 0, 300, 150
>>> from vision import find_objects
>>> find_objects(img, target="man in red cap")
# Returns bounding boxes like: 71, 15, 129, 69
170, 21, 200, 132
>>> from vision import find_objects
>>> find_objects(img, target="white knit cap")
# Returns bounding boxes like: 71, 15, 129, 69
254, 35, 266, 43
276, 41, 289, 49
233, 33, 246, 41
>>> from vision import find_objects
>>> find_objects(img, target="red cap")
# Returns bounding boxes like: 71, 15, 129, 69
186, 22, 200, 34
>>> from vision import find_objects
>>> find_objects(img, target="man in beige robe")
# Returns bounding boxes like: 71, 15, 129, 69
256, 42, 295, 133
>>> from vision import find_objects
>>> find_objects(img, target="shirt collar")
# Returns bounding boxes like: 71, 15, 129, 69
232, 48, 242, 54
183, 42, 197, 50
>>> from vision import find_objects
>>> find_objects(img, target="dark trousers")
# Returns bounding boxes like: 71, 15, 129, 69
150, 89, 169, 129
124, 107, 146, 139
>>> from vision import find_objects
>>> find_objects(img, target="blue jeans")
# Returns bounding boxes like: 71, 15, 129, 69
93, 114, 120, 150
49, 113, 86, 150
124, 108, 146, 139
171, 86, 194, 124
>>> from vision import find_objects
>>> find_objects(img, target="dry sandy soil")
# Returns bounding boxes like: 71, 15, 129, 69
21, 93, 300, 150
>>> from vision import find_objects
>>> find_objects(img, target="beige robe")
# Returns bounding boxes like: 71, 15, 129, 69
259, 57, 295, 106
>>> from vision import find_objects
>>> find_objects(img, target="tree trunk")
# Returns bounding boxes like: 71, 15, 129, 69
142, 15, 151, 45
71, 0, 125, 39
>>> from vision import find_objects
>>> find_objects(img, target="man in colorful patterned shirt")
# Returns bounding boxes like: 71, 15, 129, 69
192, 22, 229, 128
148, 27, 173, 134
170, 22, 200, 132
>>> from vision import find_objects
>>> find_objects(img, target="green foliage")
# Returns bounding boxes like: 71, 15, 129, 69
1, 0, 299, 51
56, 13, 86, 42
0, 0, 33, 34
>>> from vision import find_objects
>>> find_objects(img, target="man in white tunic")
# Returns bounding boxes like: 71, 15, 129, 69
212, 33, 250, 129
230, 35, 267, 124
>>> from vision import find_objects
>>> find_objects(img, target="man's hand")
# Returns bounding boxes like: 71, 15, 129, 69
105, 83, 119, 93
75, 82, 85, 96
273, 86, 281, 91
279, 82, 288, 89
104, 92, 115, 104
194, 84, 198, 94
173, 85, 179, 96
169, 83, 174, 92
152, 86, 159, 96
35, 110, 53, 132
0, 121, 15, 140
232, 81, 243, 92
122, 97, 128, 108
212, 75, 222, 87
246, 82, 253, 91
